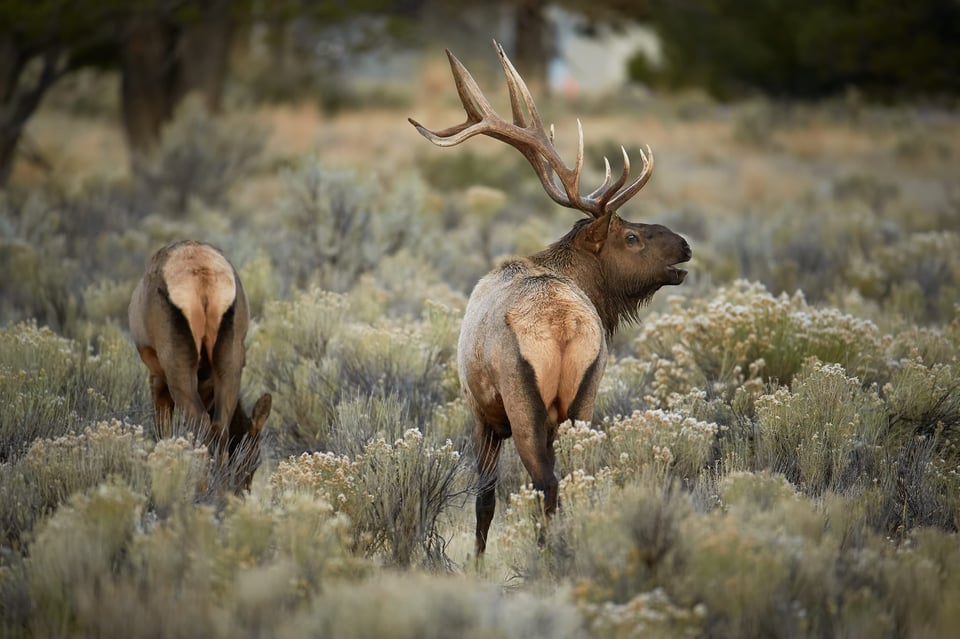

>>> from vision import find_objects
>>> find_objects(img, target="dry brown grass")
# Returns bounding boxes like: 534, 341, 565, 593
13, 63, 960, 227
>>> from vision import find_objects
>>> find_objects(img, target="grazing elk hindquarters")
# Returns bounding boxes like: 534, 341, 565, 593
410, 41, 692, 555
128, 240, 272, 493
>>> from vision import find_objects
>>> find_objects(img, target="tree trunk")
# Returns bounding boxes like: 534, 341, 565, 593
0, 40, 62, 186
0, 121, 18, 187
512, 0, 549, 91
120, 14, 179, 154
175, 0, 234, 111
0, 35, 22, 185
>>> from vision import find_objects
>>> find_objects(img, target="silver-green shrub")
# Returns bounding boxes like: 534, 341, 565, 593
247, 288, 460, 454
271, 159, 428, 293
0, 420, 149, 544
0, 322, 147, 461
636, 280, 891, 400
754, 359, 886, 493
272, 428, 468, 567
135, 97, 267, 212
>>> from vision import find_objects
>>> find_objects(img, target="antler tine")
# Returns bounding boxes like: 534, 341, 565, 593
447, 48, 496, 122
586, 156, 613, 200
594, 146, 632, 210
492, 38, 587, 212
495, 40, 542, 130
528, 117, 587, 214
573, 118, 584, 203
407, 48, 498, 147
410, 41, 654, 218
607, 145, 654, 212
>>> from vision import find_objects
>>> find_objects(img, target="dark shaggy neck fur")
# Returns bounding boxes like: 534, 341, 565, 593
530, 218, 659, 337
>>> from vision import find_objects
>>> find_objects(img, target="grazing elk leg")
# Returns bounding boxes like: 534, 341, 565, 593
164, 372, 207, 432
137, 345, 175, 438
475, 424, 503, 556
155, 341, 208, 434
209, 306, 243, 450
151, 381, 175, 439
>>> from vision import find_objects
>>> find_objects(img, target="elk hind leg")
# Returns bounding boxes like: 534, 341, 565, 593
138, 346, 175, 438
209, 305, 243, 450
564, 351, 605, 424
505, 394, 558, 546
474, 424, 503, 557
155, 340, 207, 437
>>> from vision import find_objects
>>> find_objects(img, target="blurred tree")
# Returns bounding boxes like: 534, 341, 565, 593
620, 0, 960, 100
0, 0, 400, 185
120, 0, 236, 152
0, 1, 106, 185
405, 0, 552, 88
0, 0, 239, 183
512, 0, 549, 89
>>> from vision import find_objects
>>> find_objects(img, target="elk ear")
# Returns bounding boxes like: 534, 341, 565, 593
578, 214, 614, 253
251, 393, 272, 435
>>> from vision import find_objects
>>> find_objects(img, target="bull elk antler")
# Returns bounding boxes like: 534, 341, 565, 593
408, 39, 653, 218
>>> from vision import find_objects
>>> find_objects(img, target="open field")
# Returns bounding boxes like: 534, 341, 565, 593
2, 63, 960, 637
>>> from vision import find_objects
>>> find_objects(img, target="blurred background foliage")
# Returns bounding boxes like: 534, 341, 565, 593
3, 0, 958, 185
1, 1, 960, 638
626, 0, 960, 100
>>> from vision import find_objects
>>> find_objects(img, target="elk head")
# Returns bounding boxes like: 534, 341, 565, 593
410, 41, 691, 556
128, 240, 271, 494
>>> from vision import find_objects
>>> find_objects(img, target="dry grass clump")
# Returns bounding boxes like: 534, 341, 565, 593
286, 572, 584, 639
269, 157, 430, 294
27, 481, 145, 637
134, 97, 268, 212
499, 466, 960, 639
2, 477, 369, 638
851, 231, 960, 323
147, 436, 212, 517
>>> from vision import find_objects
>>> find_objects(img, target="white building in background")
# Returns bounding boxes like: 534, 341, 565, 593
293, 4, 659, 99
547, 6, 660, 96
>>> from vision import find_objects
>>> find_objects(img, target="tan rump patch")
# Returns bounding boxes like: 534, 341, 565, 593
162, 243, 237, 360
506, 280, 603, 418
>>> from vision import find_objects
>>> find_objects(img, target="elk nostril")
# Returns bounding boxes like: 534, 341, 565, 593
681, 238, 691, 256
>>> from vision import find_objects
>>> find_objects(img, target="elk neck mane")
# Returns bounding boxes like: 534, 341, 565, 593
530, 217, 657, 337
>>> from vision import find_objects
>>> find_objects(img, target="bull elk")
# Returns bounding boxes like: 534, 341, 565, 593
410, 41, 691, 554
128, 240, 271, 493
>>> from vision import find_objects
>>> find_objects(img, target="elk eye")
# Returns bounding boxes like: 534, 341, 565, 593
625, 233, 639, 245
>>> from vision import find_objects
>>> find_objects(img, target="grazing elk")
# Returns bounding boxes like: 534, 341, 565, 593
129, 240, 271, 493
410, 41, 691, 554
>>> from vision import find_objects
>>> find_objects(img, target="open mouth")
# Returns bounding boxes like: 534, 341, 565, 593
666, 255, 691, 284
666, 266, 688, 283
